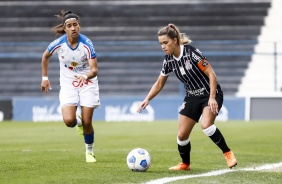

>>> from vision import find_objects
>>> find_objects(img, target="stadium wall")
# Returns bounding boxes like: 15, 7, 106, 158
11, 96, 247, 122
1, 96, 280, 122
8, 95, 282, 122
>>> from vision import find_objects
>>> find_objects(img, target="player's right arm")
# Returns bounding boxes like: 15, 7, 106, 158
137, 74, 168, 113
41, 50, 52, 95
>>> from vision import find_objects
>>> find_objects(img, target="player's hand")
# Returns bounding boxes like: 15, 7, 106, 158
74, 75, 87, 87
137, 100, 149, 113
41, 80, 52, 95
208, 97, 218, 114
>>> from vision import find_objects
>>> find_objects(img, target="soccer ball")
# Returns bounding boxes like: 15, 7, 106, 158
126, 148, 151, 172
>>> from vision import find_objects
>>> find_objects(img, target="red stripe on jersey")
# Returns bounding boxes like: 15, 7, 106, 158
83, 45, 91, 58
50, 45, 61, 54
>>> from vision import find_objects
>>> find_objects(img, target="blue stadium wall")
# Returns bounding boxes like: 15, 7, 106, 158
12, 96, 245, 122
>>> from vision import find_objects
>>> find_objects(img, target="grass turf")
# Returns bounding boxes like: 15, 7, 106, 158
0, 120, 281, 184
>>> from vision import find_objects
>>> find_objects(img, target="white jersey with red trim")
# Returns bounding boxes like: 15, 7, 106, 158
47, 34, 97, 88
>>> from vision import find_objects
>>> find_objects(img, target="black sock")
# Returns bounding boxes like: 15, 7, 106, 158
178, 142, 191, 164
209, 128, 230, 153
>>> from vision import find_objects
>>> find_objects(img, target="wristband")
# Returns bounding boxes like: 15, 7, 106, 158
82, 75, 88, 80
42, 76, 48, 81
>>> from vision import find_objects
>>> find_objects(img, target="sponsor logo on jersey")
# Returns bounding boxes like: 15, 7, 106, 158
64, 63, 87, 72
65, 64, 73, 70
195, 49, 203, 55
48, 38, 60, 50
187, 88, 205, 96
72, 79, 93, 88
86, 39, 95, 55
192, 52, 202, 62
70, 61, 78, 67
179, 102, 186, 111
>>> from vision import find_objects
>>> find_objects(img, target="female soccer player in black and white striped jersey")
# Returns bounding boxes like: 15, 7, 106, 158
137, 23, 237, 170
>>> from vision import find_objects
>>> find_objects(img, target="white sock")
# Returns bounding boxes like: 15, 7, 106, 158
177, 136, 190, 146
85, 143, 94, 155
203, 124, 217, 136
76, 116, 82, 126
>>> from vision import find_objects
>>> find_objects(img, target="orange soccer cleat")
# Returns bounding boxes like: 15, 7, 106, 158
169, 162, 190, 171
224, 150, 237, 168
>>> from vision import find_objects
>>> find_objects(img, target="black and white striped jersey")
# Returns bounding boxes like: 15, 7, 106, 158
160, 44, 223, 97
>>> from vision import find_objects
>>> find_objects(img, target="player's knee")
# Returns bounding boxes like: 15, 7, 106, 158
63, 117, 76, 127
177, 132, 189, 142
203, 124, 216, 136
177, 136, 190, 146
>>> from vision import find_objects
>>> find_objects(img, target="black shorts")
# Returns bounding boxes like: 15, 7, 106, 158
179, 94, 223, 122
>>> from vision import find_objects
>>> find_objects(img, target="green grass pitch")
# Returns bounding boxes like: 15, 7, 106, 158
0, 120, 281, 184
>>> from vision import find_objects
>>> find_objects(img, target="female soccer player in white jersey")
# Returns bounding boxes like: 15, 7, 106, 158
41, 10, 99, 163
137, 24, 237, 170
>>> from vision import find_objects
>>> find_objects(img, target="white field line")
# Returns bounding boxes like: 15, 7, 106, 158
144, 162, 282, 184
0, 149, 68, 152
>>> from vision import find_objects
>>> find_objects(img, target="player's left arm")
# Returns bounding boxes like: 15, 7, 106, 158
87, 57, 98, 79
75, 57, 98, 85
202, 64, 218, 114
191, 46, 218, 113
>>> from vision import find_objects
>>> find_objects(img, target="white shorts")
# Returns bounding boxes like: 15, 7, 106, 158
59, 81, 100, 109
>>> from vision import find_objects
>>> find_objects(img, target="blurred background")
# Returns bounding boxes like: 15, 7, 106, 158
0, 0, 281, 122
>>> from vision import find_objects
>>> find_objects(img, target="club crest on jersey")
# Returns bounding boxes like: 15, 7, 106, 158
202, 60, 209, 67
70, 61, 78, 67
81, 55, 87, 63
184, 60, 192, 70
